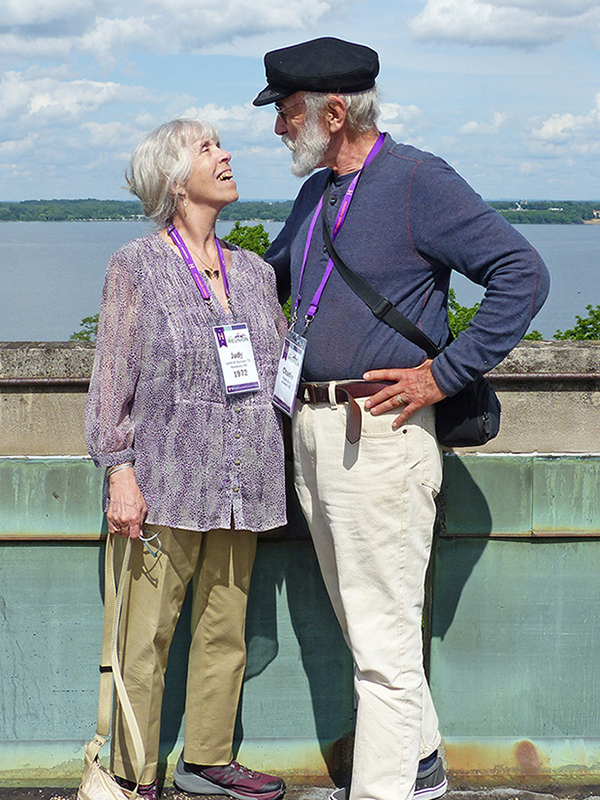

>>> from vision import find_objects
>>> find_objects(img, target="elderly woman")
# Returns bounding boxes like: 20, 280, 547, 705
85, 119, 287, 800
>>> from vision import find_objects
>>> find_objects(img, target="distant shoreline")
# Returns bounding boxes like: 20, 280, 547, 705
2, 217, 596, 226
1, 198, 598, 225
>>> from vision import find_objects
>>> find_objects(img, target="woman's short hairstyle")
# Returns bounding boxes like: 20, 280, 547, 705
126, 118, 220, 227
304, 86, 380, 134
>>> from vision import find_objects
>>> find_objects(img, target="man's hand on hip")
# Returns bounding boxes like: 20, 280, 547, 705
363, 360, 446, 428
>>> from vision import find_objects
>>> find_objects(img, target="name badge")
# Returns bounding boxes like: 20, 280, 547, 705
213, 323, 260, 396
272, 331, 307, 417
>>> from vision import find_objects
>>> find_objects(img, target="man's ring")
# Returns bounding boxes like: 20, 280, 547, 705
396, 393, 405, 405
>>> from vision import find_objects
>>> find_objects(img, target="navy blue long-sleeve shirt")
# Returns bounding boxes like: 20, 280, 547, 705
265, 133, 550, 397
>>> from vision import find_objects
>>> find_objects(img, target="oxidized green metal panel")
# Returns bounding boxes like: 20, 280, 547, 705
443, 454, 600, 537
431, 453, 600, 784
431, 538, 600, 737
442, 455, 533, 536
3, 454, 600, 786
0, 537, 353, 785
533, 457, 600, 535
0, 457, 104, 539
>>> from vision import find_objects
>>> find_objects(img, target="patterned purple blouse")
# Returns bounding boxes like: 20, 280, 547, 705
85, 232, 287, 533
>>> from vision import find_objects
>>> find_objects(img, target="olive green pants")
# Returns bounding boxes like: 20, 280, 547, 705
111, 525, 257, 784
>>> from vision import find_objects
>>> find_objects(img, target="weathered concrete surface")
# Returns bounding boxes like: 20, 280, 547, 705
0, 342, 93, 456
0, 788, 599, 800
0, 342, 94, 381
465, 341, 600, 454
2, 341, 600, 456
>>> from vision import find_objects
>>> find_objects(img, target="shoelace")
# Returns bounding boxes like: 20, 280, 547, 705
230, 761, 260, 779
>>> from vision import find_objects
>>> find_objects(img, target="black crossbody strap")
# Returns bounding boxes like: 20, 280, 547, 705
321, 183, 441, 360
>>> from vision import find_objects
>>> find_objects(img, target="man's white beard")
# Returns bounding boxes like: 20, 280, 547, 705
283, 113, 330, 177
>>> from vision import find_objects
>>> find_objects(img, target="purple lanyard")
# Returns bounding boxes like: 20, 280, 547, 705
167, 224, 230, 303
292, 132, 385, 331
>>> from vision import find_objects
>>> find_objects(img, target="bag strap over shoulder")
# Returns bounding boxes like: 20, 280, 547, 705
321, 182, 441, 360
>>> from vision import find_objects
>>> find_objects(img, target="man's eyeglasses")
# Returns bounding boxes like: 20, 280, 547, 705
275, 100, 305, 123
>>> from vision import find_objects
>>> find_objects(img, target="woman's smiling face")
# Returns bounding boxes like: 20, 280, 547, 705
184, 137, 239, 210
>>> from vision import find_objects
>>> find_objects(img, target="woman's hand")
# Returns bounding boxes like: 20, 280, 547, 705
107, 467, 148, 539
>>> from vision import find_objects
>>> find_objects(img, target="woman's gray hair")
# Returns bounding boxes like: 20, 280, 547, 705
126, 118, 220, 227
304, 86, 380, 134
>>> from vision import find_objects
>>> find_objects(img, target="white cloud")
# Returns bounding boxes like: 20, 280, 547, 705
459, 111, 508, 135
78, 16, 156, 61
0, 71, 154, 122
518, 161, 541, 175
0, 33, 73, 59
409, 0, 599, 48
1, 0, 338, 63
0, 132, 38, 156
530, 93, 600, 154
29, 81, 123, 118
81, 121, 142, 148
79, 0, 334, 59
379, 103, 424, 140
179, 103, 275, 144
2, 0, 92, 26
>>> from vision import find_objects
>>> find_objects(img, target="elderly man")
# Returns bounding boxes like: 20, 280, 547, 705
254, 37, 549, 800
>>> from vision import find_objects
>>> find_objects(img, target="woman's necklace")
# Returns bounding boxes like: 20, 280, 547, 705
189, 245, 219, 280
167, 224, 233, 313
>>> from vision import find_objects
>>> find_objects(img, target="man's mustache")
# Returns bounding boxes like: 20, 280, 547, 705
281, 133, 295, 152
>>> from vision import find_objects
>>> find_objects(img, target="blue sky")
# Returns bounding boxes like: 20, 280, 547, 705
1, 0, 599, 202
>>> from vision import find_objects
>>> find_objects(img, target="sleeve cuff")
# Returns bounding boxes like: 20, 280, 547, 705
430, 355, 470, 398
92, 448, 136, 469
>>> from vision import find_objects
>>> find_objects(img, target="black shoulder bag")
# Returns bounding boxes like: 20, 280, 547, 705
321, 183, 501, 448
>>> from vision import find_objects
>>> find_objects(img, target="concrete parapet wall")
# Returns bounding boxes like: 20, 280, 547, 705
0, 342, 92, 456
477, 341, 600, 454
2, 340, 600, 455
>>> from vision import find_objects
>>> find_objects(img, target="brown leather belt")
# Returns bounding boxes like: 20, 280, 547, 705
298, 381, 394, 444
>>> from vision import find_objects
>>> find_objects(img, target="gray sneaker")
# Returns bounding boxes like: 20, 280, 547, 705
414, 756, 448, 800
327, 756, 447, 800
173, 755, 285, 800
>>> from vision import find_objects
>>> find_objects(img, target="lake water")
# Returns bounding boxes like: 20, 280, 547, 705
0, 220, 598, 341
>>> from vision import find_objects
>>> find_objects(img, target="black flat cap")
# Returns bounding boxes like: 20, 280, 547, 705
253, 36, 379, 106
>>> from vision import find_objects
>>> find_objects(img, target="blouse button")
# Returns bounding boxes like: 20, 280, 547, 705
235, 432, 241, 439
234, 459, 241, 466
322, 246, 328, 253
233, 487, 240, 493
235, 407, 242, 413
329, 196, 337, 205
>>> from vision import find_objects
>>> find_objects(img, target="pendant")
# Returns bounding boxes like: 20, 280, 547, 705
204, 268, 220, 280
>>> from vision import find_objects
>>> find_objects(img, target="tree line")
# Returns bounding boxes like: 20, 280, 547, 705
0, 199, 144, 222
488, 200, 598, 225
2, 198, 598, 224
0, 199, 294, 222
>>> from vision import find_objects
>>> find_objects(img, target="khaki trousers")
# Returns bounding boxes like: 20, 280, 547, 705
111, 525, 257, 784
293, 395, 443, 800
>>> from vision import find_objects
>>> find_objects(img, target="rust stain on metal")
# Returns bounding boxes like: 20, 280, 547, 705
515, 740, 541, 774
444, 739, 600, 788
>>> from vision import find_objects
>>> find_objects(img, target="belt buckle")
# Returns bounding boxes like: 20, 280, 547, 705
302, 383, 319, 404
